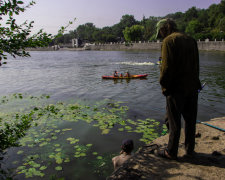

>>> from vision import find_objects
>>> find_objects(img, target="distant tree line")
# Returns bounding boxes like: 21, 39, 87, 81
52, 0, 225, 45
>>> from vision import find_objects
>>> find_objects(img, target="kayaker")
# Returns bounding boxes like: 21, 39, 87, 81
112, 139, 134, 170
155, 18, 201, 160
114, 70, 119, 77
120, 73, 123, 78
124, 71, 130, 77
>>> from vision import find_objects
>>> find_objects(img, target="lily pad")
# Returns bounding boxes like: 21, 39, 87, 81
64, 158, 70, 163
118, 128, 124, 131
74, 154, 80, 158
39, 166, 47, 170
55, 148, 62, 152
97, 156, 103, 160
55, 157, 63, 164
17, 150, 24, 155
55, 166, 62, 171
86, 144, 93, 147
51, 136, 57, 140
48, 154, 55, 159
101, 129, 110, 134
62, 128, 72, 131
80, 153, 86, 157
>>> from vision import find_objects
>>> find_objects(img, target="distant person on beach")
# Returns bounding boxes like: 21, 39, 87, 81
156, 19, 201, 159
112, 139, 134, 170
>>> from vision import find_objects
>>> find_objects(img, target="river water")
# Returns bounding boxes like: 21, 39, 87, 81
0, 50, 225, 179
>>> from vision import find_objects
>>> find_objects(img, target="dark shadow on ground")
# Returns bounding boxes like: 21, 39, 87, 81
178, 152, 225, 168
107, 144, 225, 180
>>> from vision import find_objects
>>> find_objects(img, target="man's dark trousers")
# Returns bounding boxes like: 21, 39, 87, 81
166, 91, 198, 157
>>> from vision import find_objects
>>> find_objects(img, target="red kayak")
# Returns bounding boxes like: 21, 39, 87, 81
102, 74, 148, 79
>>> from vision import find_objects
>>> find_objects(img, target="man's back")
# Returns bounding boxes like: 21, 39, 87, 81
160, 32, 201, 95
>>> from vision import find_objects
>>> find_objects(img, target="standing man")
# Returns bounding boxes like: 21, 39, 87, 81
156, 19, 201, 159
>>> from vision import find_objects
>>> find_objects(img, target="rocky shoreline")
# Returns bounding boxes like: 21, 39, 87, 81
107, 117, 225, 180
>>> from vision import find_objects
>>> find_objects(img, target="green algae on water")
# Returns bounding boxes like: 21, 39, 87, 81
1, 94, 165, 179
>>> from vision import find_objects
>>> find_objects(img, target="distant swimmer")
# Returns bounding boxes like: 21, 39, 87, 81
156, 57, 162, 65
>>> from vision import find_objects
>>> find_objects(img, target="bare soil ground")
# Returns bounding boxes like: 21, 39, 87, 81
107, 117, 225, 180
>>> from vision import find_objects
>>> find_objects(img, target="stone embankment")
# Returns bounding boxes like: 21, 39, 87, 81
26, 40, 225, 52
107, 117, 225, 180
86, 40, 225, 51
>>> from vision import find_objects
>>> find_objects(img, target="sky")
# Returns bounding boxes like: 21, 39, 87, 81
9, 0, 222, 35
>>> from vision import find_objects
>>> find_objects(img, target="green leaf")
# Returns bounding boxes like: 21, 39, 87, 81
55, 157, 63, 164
64, 158, 70, 163
97, 156, 103, 160
102, 129, 110, 134
49, 154, 55, 159
17, 150, 24, 155
55, 166, 62, 171
74, 154, 80, 158
39, 166, 47, 170
55, 148, 62, 152
80, 153, 86, 157
17, 1, 24, 4
39, 142, 48, 147
86, 144, 92, 147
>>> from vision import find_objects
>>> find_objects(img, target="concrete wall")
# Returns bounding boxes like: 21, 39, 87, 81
197, 41, 225, 51
86, 41, 225, 51
86, 42, 161, 51
27, 41, 225, 51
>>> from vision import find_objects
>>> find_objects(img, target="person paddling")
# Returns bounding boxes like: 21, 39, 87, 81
114, 70, 119, 77
124, 71, 130, 78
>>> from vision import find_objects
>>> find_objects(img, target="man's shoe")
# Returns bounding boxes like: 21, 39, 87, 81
156, 148, 177, 160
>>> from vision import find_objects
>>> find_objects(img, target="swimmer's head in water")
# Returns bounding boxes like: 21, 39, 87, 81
121, 139, 134, 153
